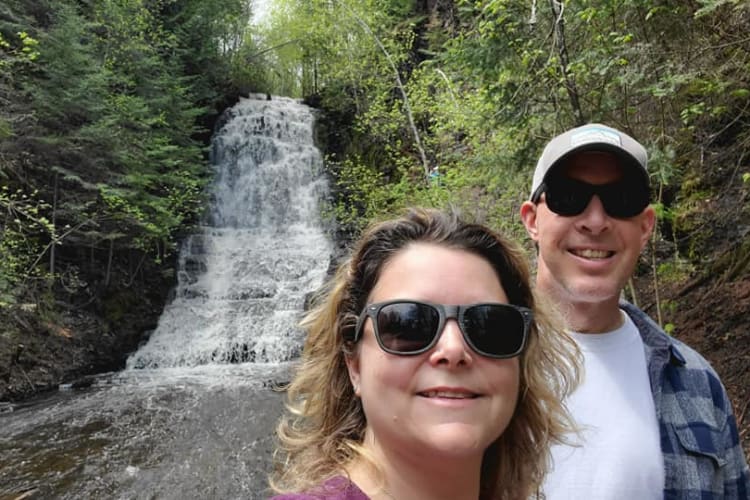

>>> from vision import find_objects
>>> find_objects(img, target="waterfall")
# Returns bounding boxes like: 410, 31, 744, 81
0, 94, 331, 499
127, 94, 332, 370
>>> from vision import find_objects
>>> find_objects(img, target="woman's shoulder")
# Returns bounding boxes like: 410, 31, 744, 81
268, 476, 369, 500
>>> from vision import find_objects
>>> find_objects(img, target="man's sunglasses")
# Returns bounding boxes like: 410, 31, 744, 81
535, 176, 650, 218
352, 300, 532, 358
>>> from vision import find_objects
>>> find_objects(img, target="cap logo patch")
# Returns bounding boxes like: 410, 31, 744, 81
571, 127, 621, 147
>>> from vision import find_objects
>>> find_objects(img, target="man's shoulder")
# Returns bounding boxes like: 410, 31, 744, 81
666, 334, 717, 372
621, 301, 716, 369
620, 301, 728, 400
662, 335, 730, 412
620, 302, 750, 498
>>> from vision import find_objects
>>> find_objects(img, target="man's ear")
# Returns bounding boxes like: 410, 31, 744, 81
520, 201, 540, 242
344, 352, 361, 396
639, 205, 657, 250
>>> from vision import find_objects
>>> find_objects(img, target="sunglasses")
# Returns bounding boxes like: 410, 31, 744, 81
353, 300, 532, 358
536, 176, 650, 218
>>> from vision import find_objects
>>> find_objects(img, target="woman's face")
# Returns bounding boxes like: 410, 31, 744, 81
346, 243, 521, 465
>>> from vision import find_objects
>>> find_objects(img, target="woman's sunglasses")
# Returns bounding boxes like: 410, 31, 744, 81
352, 300, 532, 358
536, 176, 650, 218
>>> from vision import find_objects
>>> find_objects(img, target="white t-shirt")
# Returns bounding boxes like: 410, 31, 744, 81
542, 311, 664, 499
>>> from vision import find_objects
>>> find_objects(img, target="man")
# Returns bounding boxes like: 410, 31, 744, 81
520, 123, 749, 499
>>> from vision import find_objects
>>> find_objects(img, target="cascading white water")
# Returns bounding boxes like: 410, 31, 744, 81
127, 94, 332, 369
0, 95, 334, 499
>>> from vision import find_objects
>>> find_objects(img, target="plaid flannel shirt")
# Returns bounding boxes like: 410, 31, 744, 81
621, 301, 750, 499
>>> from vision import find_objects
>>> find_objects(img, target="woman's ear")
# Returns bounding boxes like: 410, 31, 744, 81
345, 352, 361, 396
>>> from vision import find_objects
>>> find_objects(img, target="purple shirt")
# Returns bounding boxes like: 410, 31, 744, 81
269, 476, 369, 500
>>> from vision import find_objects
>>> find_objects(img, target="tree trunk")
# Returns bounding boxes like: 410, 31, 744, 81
549, 0, 585, 125
105, 238, 114, 287
49, 172, 58, 276
334, 0, 431, 178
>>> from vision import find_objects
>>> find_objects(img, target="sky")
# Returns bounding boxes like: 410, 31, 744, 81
251, 0, 272, 26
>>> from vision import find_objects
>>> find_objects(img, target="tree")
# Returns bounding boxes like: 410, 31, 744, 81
0, 0, 252, 309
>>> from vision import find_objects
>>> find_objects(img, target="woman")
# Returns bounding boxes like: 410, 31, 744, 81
269, 208, 579, 499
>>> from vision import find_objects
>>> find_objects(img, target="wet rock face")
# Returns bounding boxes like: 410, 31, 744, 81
0, 261, 172, 402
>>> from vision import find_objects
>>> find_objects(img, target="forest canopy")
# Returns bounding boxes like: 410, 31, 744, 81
254, 0, 750, 318
1, 0, 257, 308
2, 0, 749, 328
257, 0, 749, 236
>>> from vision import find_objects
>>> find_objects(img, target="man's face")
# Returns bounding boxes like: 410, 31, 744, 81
521, 151, 656, 310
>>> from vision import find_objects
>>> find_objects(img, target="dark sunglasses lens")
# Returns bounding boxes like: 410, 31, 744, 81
545, 178, 649, 218
463, 305, 525, 357
600, 182, 649, 217
544, 178, 590, 216
377, 302, 440, 353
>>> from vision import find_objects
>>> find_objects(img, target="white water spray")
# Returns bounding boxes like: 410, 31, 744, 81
127, 94, 332, 370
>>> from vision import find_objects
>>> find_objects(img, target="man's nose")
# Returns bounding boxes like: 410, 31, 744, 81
576, 194, 611, 234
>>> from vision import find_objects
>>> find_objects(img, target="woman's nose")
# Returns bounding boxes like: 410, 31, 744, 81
428, 320, 473, 367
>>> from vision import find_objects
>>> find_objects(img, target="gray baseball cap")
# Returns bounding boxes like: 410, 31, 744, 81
530, 123, 649, 201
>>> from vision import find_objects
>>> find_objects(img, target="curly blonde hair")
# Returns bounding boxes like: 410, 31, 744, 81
270, 207, 580, 499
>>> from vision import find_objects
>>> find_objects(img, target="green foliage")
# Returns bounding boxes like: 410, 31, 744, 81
657, 260, 695, 284
0, 187, 54, 306
259, 0, 750, 274
3, 0, 748, 317
0, 0, 252, 308
0, 30, 39, 69
22, 1, 212, 253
